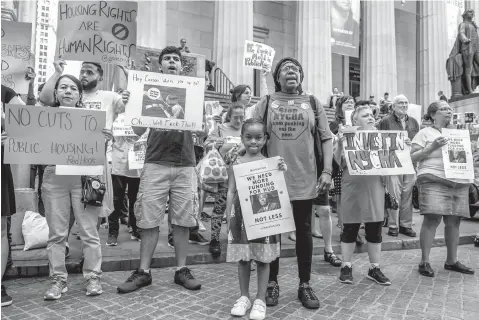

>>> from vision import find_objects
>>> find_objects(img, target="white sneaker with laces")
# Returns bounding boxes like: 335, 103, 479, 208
231, 296, 251, 316
249, 299, 266, 320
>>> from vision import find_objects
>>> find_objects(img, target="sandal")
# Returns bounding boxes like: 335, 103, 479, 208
324, 251, 342, 267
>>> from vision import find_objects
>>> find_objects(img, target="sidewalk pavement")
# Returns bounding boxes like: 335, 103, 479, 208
2, 245, 478, 320
6, 206, 479, 279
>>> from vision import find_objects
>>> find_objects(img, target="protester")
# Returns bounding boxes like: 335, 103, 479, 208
378, 95, 419, 237
205, 104, 245, 257
1, 85, 25, 307
329, 87, 340, 108
253, 57, 333, 309
227, 85, 251, 121
336, 105, 392, 286
411, 101, 474, 277
117, 46, 204, 293
226, 119, 285, 320
37, 74, 108, 299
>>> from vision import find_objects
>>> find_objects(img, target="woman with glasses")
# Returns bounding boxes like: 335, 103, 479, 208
411, 101, 475, 277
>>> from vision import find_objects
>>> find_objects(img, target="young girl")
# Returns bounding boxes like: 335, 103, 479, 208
226, 119, 286, 320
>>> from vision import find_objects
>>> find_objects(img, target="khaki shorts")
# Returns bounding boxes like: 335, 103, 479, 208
135, 163, 198, 229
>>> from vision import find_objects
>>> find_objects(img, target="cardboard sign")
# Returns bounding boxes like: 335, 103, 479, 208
204, 100, 222, 135
233, 157, 295, 240
343, 129, 415, 175
55, 165, 104, 176
344, 109, 353, 126
56, 1, 137, 65
442, 129, 474, 180
1, 21, 33, 94
243, 40, 275, 71
4, 104, 106, 165
128, 129, 148, 170
124, 70, 205, 131
112, 113, 135, 136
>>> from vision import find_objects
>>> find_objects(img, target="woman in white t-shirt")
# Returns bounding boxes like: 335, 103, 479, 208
411, 101, 474, 278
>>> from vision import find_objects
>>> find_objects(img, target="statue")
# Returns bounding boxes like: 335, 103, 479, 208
447, 9, 479, 98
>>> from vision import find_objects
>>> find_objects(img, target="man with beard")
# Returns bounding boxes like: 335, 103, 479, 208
253, 57, 333, 309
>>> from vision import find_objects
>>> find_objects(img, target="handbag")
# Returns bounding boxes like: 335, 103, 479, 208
81, 176, 106, 209
381, 177, 399, 210
412, 184, 419, 210
198, 149, 228, 184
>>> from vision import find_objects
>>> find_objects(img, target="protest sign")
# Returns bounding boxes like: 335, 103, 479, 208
465, 112, 476, 124
128, 130, 148, 170
224, 136, 242, 145
331, 0, 360, 58
344, 109, 353, 126
4, 104, 106, 165
441, 129, 474, 180
204, 101, 222, 135
343, 129, 415, 175
56, 1, 137, 65
112, 113, 135, 136
124, 70, 205, 131
1, 21, 33, 94
55, 165, 104, 176
233, 157, 295, 240
243, 40, 275, 71
407, 104, 422, 125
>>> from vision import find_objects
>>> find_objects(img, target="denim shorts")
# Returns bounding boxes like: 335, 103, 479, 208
135, 163, 198, 229
417, 174, 469, 218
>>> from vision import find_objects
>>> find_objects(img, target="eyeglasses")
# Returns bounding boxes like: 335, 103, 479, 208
281, 65, 299, 72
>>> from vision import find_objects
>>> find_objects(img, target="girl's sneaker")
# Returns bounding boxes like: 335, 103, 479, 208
249, 299, 266, 320
231, 296, 251, 317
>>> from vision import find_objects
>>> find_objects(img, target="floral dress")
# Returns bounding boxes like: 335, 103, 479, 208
226, 158, 280, 263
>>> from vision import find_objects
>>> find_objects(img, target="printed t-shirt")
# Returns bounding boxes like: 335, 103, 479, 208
144, 129, 195, 167
83, 90, 122, 129
253, 92, 332, 201
412, 127, 472, 184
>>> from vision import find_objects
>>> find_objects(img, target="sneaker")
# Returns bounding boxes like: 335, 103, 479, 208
106, 234, 118, 246
65, 242, 70, 258
367, 266, 391, 286
388, 227, 399, 237
265, 280, 279, 306
249, 299, 266, 320
120, 217, 128, 225
324, 251, 342, 267
298, 282, 320, 309
209, 239, 221, 258
198, 220, 207, 232
189, 230, 209, 245
174, 267, 201, 290
100, 222, 109, 229
117, 269, 152, 293
44, 278, 68, 300
131, 232, 141, 241
1, 285, 12, 307
339, 265, 353, 284
168, 234, 174, 248
418, 262, 435, 277
399, 226, 417, 237
85, 277, 102, 296
128, 226, 133, 233
230, 296, 251, 317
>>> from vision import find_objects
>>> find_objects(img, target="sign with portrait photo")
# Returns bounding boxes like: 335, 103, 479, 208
56, 1, 137, 65
124, 70, 205, 131
343, 129, 415, 176
128, 129, 148, 170
1, 21, 33, 94
331, 0, 360, 58
233, 157, 295, 240
441, 129, 474, 180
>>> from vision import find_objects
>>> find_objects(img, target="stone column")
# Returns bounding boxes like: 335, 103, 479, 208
296, 1, 332, 105
465, 0, 479, 13
360, 1, 397, 101
418, 1, 449, 108
213, 1, 253, 86
137, 0, 167, 50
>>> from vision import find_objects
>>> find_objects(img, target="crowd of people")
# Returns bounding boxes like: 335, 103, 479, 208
2, 46, 478, 319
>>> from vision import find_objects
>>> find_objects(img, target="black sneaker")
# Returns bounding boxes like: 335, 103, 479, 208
209, 239, 221, 258
168, 234, 174, 248
117, 269, 152, 293
367, 267, 391, 286
174, 267, 201, 290
339, 265, 353, 284
106, 235, 118, 246
265, 280, 279, 306
189, 230, 209, 245
418, 262, 434, 277
399, 226, 417, 237
388, 227, 399, 237
324, 251, 342, 267
1, 285, 12, 307
298, 282, 320, 309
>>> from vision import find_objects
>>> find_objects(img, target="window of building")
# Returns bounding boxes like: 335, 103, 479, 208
40, 45, 43, 49
42, 6, 45, 10
44, 45, 47, 50
46, 7, 49, 11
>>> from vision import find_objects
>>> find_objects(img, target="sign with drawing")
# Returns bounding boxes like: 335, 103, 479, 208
124, 70, 205, 131
56, 1, 137, 65
1, 21, 33, 94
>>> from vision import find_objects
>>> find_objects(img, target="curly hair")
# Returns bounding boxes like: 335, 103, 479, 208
159, 46, 182, 65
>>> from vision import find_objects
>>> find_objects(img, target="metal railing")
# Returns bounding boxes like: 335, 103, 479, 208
213, 67, 234, 95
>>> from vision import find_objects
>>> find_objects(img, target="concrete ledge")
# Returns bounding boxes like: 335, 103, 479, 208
4, 234, 476, 279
